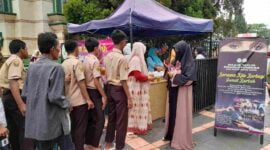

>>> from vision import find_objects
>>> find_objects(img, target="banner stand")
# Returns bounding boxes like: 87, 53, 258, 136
213, 127, 264, 145
213, 38, 268, 146
260, 134, 264, 145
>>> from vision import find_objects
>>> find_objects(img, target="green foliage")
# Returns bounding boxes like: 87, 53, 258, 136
185, 0, 204, 18
214, 0, 246, 37
202, 0, 217, 18
247, 24, 270, 39
64, 0, 113, 24
214, 17, 237, 38
158, 0, 172, 7
220, 0, 244, 18
169, 0, 217, 19
23, 58, 30, 69
64, 0, 218, 24
234, 14, 247, 33
108, 0, 125, 9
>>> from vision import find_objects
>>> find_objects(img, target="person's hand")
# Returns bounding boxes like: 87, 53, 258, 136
102, 96, 107, 110
18, 103, 26, 116
128, 98, 133, 109
176, 69, 181, 74
235, 121, 249, 129
226, 106, 233, 112
175, 61, 181, 71
148, 75, 155, 81
0, 128, 9, 137
87, 100, 95, 109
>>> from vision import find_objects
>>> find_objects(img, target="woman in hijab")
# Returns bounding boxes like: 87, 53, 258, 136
164, 41, 196, 150
123, 43, 132, 60
147, 48, 164, 72
127, 42, 154, 135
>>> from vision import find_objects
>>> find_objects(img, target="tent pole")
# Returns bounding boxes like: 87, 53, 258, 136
209, 32, 213, 58
129, 15, 133, 49
129, 8, 133, 50
130, 22, 133, 49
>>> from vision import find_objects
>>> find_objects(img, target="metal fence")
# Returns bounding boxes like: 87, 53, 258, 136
193, 58, 218, 112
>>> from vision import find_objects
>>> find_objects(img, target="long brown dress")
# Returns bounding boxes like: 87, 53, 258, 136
165, 81, 193, 150
174, 85, 193, 149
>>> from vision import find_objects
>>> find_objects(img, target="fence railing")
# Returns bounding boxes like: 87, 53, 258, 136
193, 58, 218, 112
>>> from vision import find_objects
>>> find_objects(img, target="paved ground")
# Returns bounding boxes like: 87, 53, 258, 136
99, 105, 270, 150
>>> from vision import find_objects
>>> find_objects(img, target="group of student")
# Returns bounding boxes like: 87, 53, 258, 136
0, 30, 155, 150
0, 29, 197, 150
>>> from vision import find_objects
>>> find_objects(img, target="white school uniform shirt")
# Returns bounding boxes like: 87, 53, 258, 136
196, 54, 206, 59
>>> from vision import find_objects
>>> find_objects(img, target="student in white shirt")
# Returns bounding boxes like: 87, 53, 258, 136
194, 47, 206, 59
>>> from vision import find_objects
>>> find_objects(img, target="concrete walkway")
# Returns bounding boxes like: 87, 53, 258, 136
99, 105, 270, 150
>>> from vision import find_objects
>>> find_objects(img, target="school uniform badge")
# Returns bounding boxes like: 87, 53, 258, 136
13, 59, 20, 67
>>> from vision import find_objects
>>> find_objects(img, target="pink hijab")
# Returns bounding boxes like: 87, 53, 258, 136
129, 42, 148, 75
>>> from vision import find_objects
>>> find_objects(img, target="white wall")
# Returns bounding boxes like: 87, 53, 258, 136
1, 0, 54, 56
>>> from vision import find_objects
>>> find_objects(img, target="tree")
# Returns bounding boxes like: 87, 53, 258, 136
247, 24, 270, 39
168, 0, 217, 19
234, 14, 247, 33
218, 0, 244, 19
185, 0, 204, 18
214, 16, 237, 38
158, 0, 172, 7
64, 0, 218, 25
213, 0, 246, 37
108, 0, 125, 9
64, 0, 113, 24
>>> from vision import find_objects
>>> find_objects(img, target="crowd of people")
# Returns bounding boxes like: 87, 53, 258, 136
0, 29, 197, 150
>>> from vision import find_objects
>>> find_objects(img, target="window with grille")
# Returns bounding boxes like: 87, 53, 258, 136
52, 0, 66, 14
0, 0, 13, 13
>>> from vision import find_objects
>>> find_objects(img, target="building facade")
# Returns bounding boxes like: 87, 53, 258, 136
0, 0, 66, 56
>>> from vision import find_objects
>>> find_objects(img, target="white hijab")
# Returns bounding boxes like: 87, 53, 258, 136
128, 42, 148, 75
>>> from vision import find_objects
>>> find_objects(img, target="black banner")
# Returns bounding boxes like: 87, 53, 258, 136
215, 38, 268, 135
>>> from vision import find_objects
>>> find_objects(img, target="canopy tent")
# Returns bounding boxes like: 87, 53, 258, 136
67, 0, 213, 37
